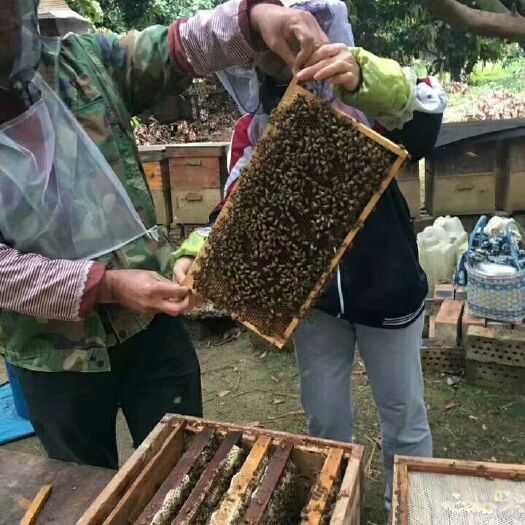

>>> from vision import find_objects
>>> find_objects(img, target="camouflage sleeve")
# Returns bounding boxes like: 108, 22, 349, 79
0, 243, 99, 321
83, 27, 187, 116
83, 0, 280, 115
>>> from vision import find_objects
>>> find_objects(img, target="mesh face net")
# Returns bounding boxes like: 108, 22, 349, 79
191, 93, 397, 340
408, 472, 525, 525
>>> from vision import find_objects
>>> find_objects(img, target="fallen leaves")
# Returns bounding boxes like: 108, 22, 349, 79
443, 402, 460, 412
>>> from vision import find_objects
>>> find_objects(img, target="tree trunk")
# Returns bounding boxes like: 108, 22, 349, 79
425, 0, 525, 43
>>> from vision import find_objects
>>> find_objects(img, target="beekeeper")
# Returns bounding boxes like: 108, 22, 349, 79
173, 0, 447, 510
0, 0, 329, 469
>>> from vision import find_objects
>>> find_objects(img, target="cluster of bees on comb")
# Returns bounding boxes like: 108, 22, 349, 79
193, 93, 396, 337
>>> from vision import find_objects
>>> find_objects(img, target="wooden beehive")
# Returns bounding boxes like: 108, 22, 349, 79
77, 415, 364, 525
392, 455, 525, 525
139, 145, 172, 226
497, 136, 525, 213
425, 140, 498, 216
184, 82, 408, 348
397, 161, 421, 219
168, 143, 229, 226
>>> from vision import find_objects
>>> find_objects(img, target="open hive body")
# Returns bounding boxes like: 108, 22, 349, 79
77, 415, 364, 525
184, 82, 408, 348
393, 456, 525, 525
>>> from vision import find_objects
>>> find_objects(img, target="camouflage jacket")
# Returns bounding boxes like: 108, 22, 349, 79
1, 0, 259, 372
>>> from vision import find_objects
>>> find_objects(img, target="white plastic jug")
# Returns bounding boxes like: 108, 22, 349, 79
417, 216, 468, 297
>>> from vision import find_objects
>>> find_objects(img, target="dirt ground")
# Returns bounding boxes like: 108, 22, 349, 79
2, 328, 525, 525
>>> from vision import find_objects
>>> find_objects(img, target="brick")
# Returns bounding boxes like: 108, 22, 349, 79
428, 316, 436, 340
434, 283, 455, 301
434, 300, 464, 346
425, 298, 442, 318
461, 308, 485, 345
466, 325, 525, 368
454, 286, 467, 302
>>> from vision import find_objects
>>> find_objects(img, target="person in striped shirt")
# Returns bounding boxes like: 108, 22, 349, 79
0, 0, 329, 468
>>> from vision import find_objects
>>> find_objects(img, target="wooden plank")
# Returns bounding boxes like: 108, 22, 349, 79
172, 188, 222, 225
135, 426, 216, 525
395, 455, 525, 481
169, 157, 221, 190
77, 417, 173, 525
166, 144, 227, 158
329, 457, 362, 525
301, 448, 345, 525
397, 176, 421, 219
20, 485, 52, 525
151, 189, 172, 226
392, 462, 409, 525
143, 161, 170, 191
171, 431, 242, 525
209, 435, 272, 525
183, 80, 408, 350
243, 442, 294, 524
176, 414, 359, 455
0, 449, 113, 525
103, 422, 185, 525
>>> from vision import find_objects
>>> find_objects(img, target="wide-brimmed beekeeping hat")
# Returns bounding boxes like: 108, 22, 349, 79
38, 0, 91, 35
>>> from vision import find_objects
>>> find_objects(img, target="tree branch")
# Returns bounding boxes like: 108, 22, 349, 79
474, 0, 509, 14
425, 0, 525, 42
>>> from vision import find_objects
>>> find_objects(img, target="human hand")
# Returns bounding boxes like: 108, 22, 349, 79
296, 43, 362, 93
173, 257, 204, 308
98, 269, 195, 316
250, 4, 329, 72
173, 257, 194, 285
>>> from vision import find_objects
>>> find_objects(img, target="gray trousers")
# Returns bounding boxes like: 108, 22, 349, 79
294, 309, 432, 506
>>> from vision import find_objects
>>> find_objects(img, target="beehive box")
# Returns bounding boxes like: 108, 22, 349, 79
425, 140, 497, 216
392, 455, 525, 525
77, 415, 365, 525
168, 143, 229, 226
397, 161, 421, 219
497, 137, 525, 213
184, 82, 408, 348
139, 145, 172, 226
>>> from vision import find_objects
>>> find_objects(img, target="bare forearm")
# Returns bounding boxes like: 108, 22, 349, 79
0, 243, 105, 321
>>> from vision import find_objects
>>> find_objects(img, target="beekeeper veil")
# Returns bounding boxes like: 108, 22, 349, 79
216, 0, 356, 115
0, 0, 148, 260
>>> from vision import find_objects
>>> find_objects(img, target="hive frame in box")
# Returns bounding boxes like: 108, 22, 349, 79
77, 414, 365, 525
392, 455, 525, 525
184, 80, 409, 348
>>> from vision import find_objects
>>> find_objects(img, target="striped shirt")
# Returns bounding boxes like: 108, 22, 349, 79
0, 0, 266, 321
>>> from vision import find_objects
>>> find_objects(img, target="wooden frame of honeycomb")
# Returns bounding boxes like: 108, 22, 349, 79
183, 81, 409, 348
392, 455, 525, 525
77, 415, 365, 525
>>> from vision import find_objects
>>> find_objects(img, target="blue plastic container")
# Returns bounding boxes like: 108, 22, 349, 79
5, 362, 30, 420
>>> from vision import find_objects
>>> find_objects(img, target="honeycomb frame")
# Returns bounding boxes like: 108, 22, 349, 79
184, 81, 409, 348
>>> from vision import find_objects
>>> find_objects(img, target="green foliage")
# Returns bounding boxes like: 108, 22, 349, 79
347, 0, 512, 80
66, 0, 103, 24
68, 0, 222, 32
68, 0, 518, 80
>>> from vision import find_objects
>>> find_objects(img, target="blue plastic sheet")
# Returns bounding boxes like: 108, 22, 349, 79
0, 383, 34, 445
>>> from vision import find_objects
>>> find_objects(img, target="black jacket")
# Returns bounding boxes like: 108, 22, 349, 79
315, 110, 443, 328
